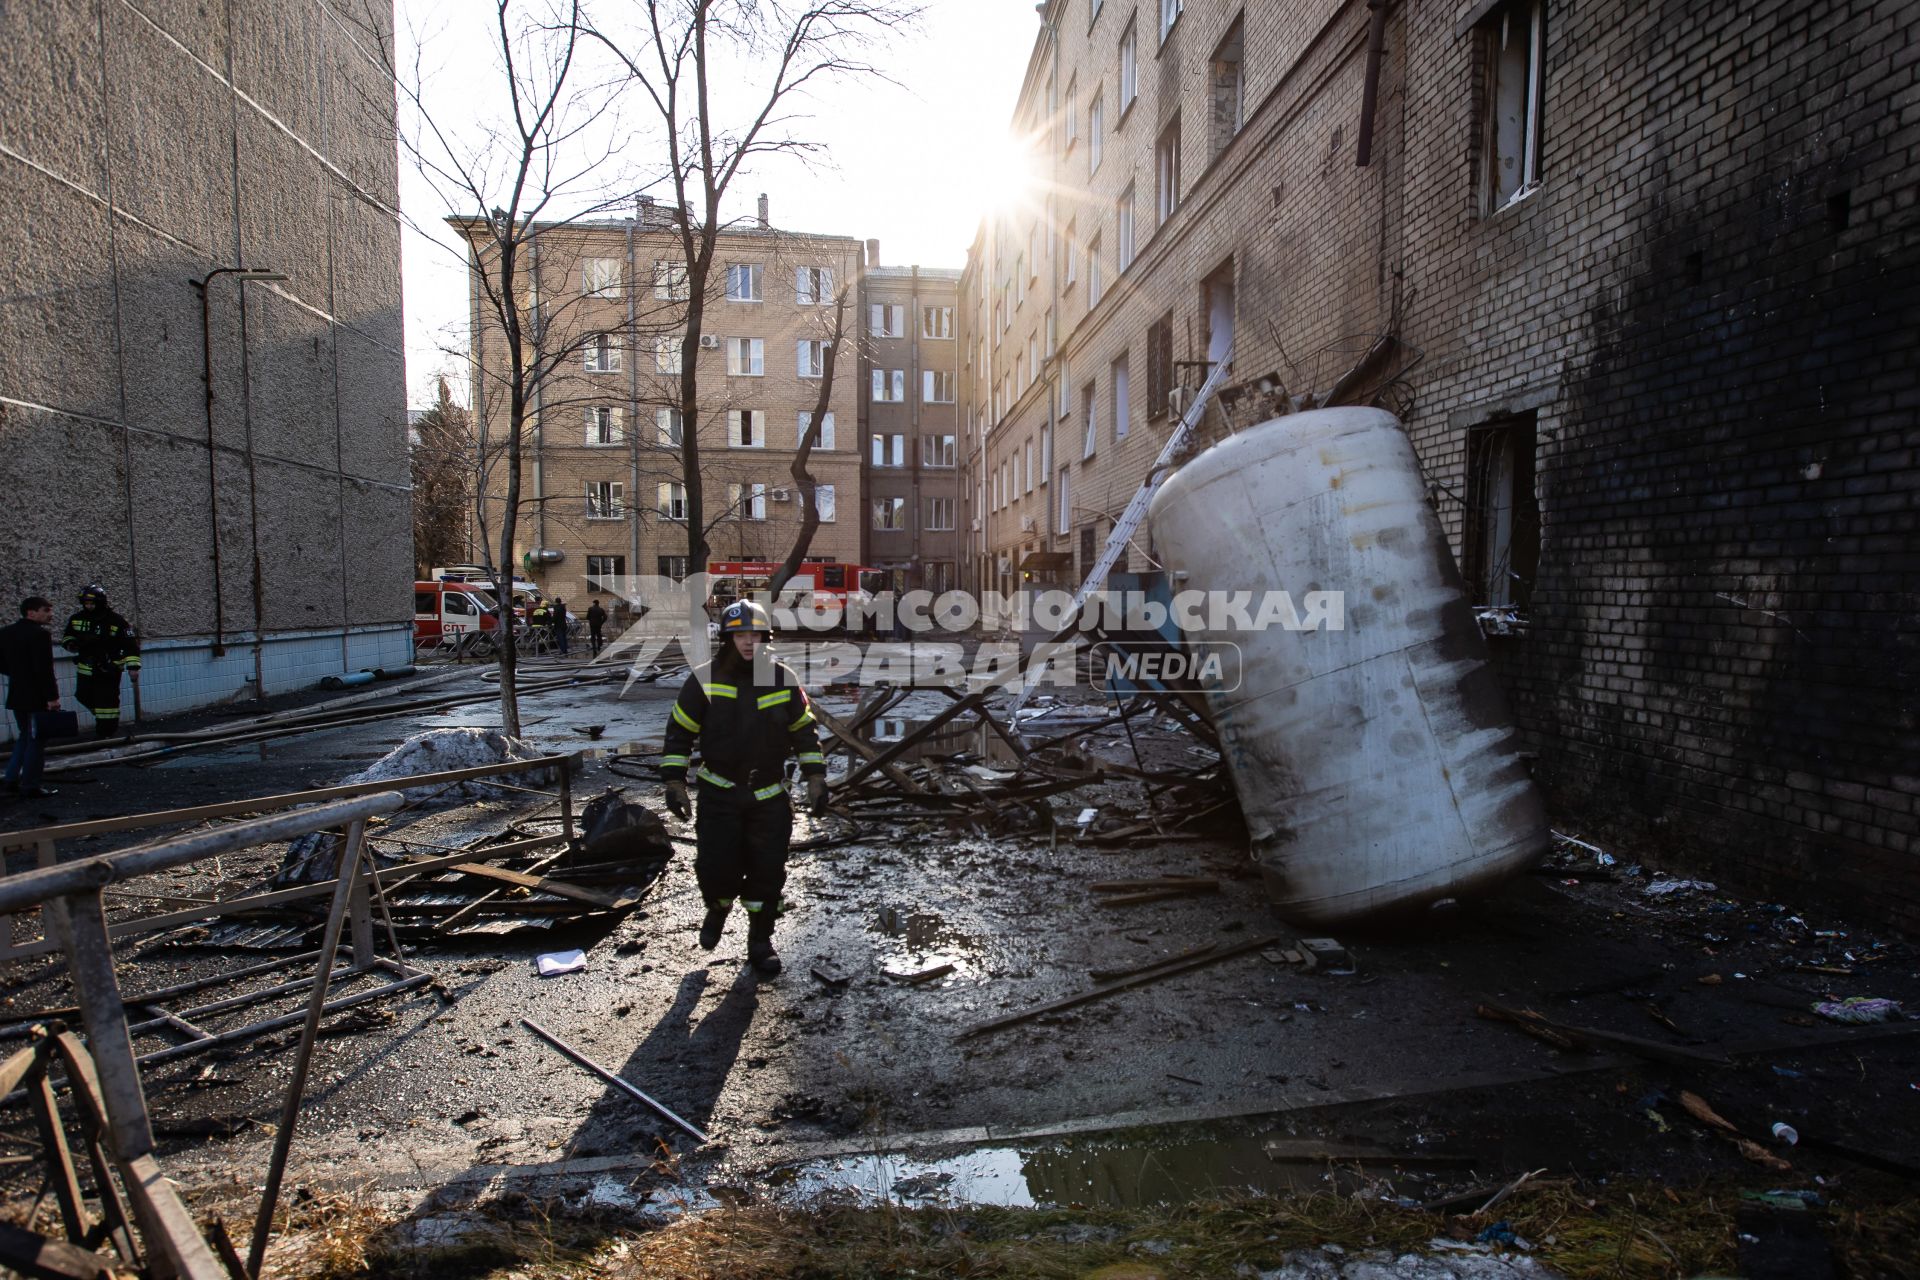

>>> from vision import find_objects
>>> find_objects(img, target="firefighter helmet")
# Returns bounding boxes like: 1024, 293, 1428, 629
719, 599, 773, 635
79, 583, 108, 606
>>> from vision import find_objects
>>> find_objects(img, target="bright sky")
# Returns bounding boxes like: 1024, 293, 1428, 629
397, 0, 1041, 407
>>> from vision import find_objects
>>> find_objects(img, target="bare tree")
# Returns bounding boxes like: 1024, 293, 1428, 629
372, 0, 664, 734
769, 288, 848, 597
583, 0, 920, 583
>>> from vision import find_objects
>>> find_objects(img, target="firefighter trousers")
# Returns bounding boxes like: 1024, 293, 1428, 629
75, 667, 122, 734
693, 784, 792, 913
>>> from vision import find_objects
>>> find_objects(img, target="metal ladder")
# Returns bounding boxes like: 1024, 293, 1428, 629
1008, 342, 1235, 712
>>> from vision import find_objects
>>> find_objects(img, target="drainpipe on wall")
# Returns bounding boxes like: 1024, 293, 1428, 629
1356, 0, 1391, 167
191, 266, 285, 660
626, 207, 642, 590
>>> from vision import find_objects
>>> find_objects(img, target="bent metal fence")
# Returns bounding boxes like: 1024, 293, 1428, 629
0, 753, 578, 1279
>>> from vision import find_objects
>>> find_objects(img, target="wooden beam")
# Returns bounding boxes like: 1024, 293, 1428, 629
957, 935, 1280, 1039
0, 1222, 118, 1280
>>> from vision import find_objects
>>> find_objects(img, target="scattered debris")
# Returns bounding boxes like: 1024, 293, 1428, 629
535, 950, 588, 977
1645, 877, 1717, 897
1812, 996, 1903, 1024
521, 1018, 710, 1144
1299, 937, 1355, 973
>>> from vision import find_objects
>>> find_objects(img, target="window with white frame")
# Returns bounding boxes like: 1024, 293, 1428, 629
1025, 439, 1035, 493
926, 497, 955, 531
1156, 115, 1182, 224
797, 411, 835, 450
871, 496, 906, 530
651, 260, 688, 300
658, 482, 687, 520
655, 407, 682, 446
1088, 233, 1104, 308
1057, 466, 1071, 534
584, 333, 621, 373
1065, 218, 1078, 285
587, 480, 625, 519
1044, 308, 1056, 356
924, 370, 956, 403
869, 303, 905, 337
1042, 415, 1052, 480
726, 337, 764, 376
1111, 353, 1130, 440
797, 339, 827, 378
725, 263, 763, 302
871, 369, 906, 402
795, 265, 834, 304
1120, 19, 1138, 109
1485, 0, 1546, 210
870, 433, 905, 467
728, 409, 766, 448
652, 336, 681, 374
582, 258, 622, 298
584, 405, 622, 446
657, 554, 689, 580
1081, 379, 1098, 457
1089, 90, 1104, 172
660, 479, 691, 521
1014, 255, 1025, 305
813, 483, 836, 522
728, 482, 768, 521
1159, 0, 1182, 41
1065, 78, 1078, 148
586, 554, 626, 583
1117, 183, 1136, 270
1058, 360, 1071, 415
922, 305, 953, 338
923, 434, 956, 467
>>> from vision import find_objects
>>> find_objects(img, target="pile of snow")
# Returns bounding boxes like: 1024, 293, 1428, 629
276, 729, 553, 883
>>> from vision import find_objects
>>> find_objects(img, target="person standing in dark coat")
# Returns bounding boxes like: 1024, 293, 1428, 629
550, 597, 570, 656
586, 599, 608, 656
1, 597, 63, 797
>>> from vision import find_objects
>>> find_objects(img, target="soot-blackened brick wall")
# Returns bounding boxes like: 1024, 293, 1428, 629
1403, 0, 1920, 927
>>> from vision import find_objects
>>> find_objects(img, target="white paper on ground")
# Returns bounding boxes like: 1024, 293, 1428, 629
536, 949, 588, 977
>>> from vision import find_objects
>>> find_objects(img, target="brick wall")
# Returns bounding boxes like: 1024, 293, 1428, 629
964, 0, 1920, 928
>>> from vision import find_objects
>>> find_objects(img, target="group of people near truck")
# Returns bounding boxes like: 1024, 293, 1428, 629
0, 585, 142, 798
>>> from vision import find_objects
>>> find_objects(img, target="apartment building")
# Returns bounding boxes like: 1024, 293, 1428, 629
463, 205, 866, 603
0, 0, 411, 730
859, 256, 964, 594
963, 0, 1920, 926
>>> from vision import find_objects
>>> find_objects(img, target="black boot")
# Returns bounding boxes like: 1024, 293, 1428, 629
746, 911, 781, 976
698, 901, 731, 951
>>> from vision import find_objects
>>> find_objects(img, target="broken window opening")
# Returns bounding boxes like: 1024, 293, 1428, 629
1463, 412, 1540, 622
1484, 0, 1546, 211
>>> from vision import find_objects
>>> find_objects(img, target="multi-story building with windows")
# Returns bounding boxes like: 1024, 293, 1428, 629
858, 254, 963, 594
962, 0, 1920, 926
462, 203, 866, 601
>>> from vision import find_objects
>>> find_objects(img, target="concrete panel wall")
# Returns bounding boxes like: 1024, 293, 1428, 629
0, 0, 409, 734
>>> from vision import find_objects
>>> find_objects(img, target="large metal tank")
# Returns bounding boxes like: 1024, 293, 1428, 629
1147, 407, 1548, 923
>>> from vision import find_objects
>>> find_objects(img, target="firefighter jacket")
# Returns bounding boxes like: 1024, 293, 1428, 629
62, 608, 141, 677
660, 658, 827, 800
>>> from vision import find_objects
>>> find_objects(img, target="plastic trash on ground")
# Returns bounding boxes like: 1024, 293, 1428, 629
536, 949, 589, 977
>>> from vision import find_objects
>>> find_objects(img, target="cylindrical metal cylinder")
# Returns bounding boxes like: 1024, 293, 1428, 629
1148, 407, 1548, 923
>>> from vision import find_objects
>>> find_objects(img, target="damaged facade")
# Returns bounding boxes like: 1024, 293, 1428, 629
961, 0, 1920, 925
0, 0, 414, 730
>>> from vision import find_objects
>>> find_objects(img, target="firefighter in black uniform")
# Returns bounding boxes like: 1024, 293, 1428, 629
62, 584, 140, 739
660, 600, 828, 975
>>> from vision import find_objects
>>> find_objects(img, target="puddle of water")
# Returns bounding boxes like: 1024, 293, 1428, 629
867, 909, 985, 984
765, 1126, 1429, 1210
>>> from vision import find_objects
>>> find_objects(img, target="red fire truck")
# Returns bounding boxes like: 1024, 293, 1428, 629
706, 561, 883, 628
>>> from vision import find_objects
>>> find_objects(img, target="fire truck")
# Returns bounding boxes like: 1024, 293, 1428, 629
706, 561, 883, 629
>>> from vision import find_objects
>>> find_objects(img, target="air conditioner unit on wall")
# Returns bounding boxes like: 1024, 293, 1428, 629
1168, 386, 1193, 418
698, 334, 721, 349
770, 487, 793, 502
1020, 514, 1037, 533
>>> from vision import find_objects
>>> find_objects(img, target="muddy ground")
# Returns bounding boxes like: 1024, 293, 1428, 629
3, 647, 1917, 1256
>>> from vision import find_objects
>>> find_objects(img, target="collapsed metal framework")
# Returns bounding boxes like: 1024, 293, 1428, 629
0, 753, 582, 1279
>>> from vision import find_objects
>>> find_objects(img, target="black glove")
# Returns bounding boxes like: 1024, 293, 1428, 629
664, 778, 690, 819
805, 775, 829, 815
